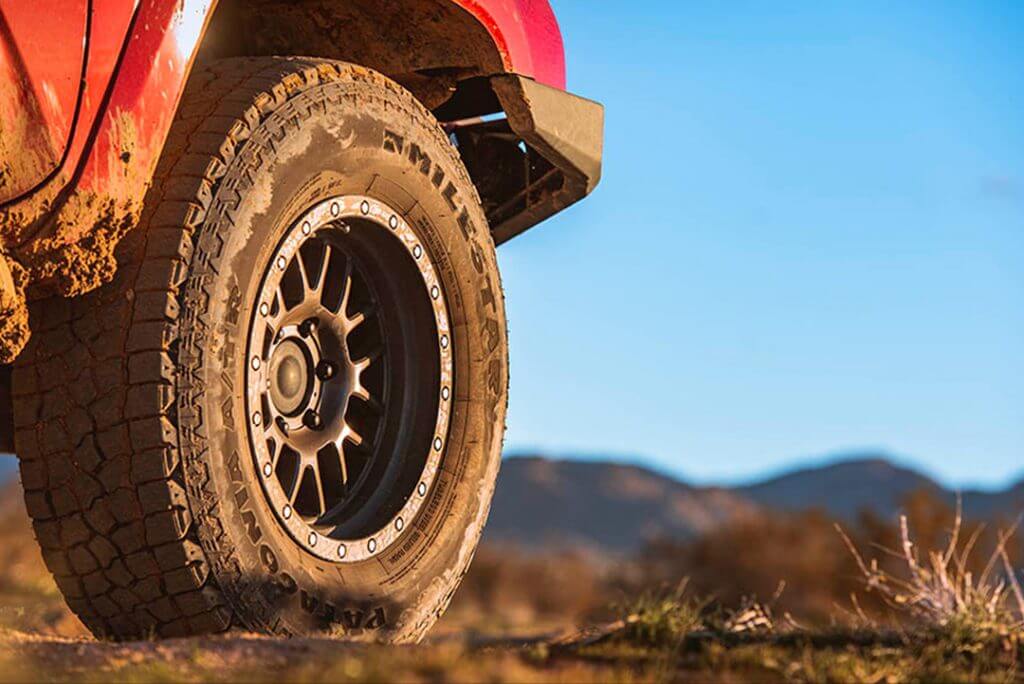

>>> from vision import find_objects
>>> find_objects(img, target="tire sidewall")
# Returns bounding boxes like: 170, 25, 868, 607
176, 77, 507, 640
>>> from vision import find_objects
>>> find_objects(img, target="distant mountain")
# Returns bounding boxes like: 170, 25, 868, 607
736, 455, 946, 520
735, 454, 1024, 523
485, 456, 758, 552
961, 481, 1024, 520
485, 454, 1024, 552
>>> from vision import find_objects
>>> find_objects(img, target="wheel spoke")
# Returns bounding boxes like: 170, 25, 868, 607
353, 347, 382, 373
354, 367, 371, 399
351, 383, 370, 403
342, 448, 369, 490
313, 243, 332, 297
265, 419, 290, 463
351, 347, 381, 401
337, 260, 354, 317
335, 423, 363, 449
311, 463, 327, 516
338, 444, 349, 486
347, 310, 366, 331
296, 251, 311, 293
265, 436, 279, 467
289, 466, 305, 506
270, 287, 287, 325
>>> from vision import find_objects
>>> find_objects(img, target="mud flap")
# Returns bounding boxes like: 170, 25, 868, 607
451, 76, 604, 244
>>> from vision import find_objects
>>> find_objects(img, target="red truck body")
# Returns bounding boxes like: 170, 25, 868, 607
3, 0, 566, 204
0, 0, 602, 370
0, 0, 568, 286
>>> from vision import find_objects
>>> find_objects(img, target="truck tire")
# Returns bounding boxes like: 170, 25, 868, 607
12, 57, 508, 641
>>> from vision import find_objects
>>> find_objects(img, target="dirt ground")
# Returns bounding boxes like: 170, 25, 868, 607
0, 480, 640, 682
1, 482, 1022, 682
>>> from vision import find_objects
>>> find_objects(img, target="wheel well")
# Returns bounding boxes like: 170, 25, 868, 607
197, 0, 507, 111
193, 1, 586, 246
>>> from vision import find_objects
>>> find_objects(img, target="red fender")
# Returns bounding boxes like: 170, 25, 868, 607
0, 0, 567, 311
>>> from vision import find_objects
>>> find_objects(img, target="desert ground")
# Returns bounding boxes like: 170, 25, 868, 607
2, 463, 1024, 683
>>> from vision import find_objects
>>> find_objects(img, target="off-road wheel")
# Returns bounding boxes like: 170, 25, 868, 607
12, 57, 508, 641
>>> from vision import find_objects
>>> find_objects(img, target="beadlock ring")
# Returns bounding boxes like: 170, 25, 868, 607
244, 195, 454, 563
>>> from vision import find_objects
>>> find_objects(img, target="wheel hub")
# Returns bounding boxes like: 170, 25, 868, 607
268, 338, 313, 416
244, 195, 453, 564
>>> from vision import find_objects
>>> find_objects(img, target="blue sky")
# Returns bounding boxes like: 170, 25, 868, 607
498, 1, 1024, 488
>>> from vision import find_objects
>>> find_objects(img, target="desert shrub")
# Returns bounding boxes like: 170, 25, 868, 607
616, 581, 704, 648
840, 500, 1024, 641
625, 509, 871, 625
622, 489, 1024, 630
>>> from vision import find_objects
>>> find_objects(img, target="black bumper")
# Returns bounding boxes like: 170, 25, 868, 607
450, 76, 604, 244
490, 76, 604, 243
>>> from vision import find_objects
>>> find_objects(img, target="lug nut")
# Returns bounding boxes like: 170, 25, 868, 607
299, 318, 318, 337
316, 360, 337, 381
303, 409, 323, 430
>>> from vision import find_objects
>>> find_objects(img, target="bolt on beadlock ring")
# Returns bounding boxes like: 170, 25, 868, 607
245, 195, 453, 563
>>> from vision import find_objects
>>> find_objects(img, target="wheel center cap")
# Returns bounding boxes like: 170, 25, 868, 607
269, 339, 311, 416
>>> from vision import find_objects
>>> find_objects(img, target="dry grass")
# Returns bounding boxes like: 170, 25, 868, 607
839, 501, 1024, 643
615, 580, 704, 649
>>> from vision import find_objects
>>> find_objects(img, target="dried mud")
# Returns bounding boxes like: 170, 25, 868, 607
0, 251, 28, 364
1, 112, 145, 304
0, 64, 59, 202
